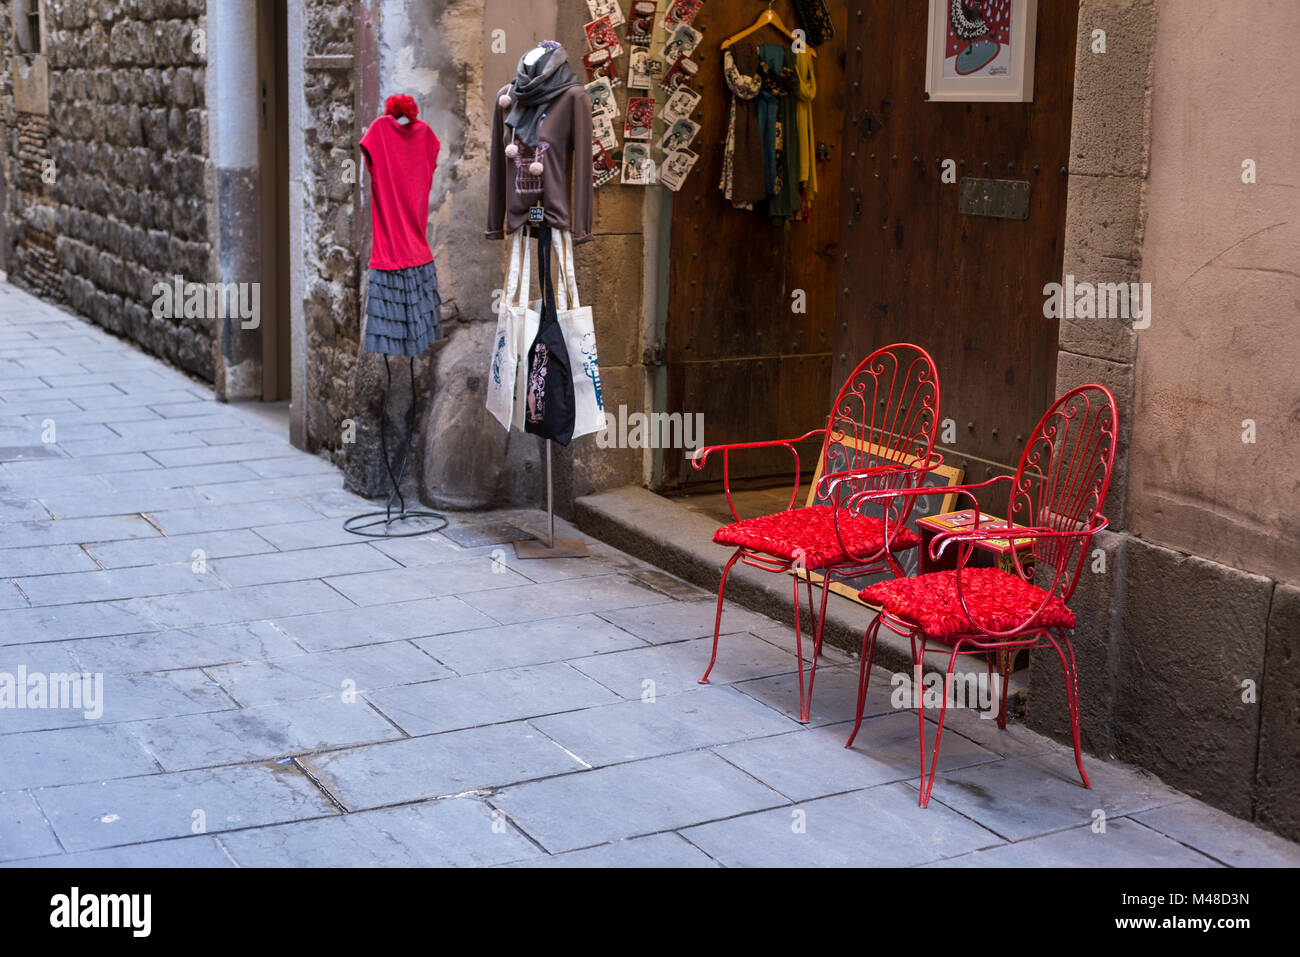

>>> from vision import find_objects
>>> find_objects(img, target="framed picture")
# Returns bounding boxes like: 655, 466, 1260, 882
924, 0, 1037, 102
793, 438, 964, 607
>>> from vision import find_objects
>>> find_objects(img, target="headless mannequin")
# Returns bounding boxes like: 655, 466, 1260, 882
498, 42, 590, 557
344, 104, 446, 538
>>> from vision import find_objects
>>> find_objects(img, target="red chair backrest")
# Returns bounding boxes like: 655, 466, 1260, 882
1007, 384, 1119, 601
823, 343, 940, 511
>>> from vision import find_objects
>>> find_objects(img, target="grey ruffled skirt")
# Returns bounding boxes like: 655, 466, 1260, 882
362, 261, 442, 356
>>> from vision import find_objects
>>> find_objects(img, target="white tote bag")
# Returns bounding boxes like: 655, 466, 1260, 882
553, 228, 605, 439
485, 227, 537, 431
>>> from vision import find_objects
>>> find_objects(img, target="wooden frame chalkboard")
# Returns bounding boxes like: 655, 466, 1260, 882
796, 438, 964, 607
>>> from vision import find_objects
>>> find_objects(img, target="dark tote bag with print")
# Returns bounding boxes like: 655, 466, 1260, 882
524, 222, 576, 446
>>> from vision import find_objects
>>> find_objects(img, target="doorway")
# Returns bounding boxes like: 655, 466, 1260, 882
257, 0, 291, 403
833, 0, 1080, 494
657, 0, 848, 491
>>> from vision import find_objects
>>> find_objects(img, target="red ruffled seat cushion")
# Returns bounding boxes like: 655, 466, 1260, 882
861, 567, 1076, 639
713, 505, 920, 570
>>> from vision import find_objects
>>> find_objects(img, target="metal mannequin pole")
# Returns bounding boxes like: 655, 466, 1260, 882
343, 355, 448, 538
546, 440, 554, 549
510, 224, 587, 559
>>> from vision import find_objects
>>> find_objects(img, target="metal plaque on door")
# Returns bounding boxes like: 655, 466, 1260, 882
958, 178, 1031, 220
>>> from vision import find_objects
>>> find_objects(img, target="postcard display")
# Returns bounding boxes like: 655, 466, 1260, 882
582, 0, 705, 191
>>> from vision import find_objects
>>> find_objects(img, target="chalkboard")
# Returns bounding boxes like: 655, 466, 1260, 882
797, 439, 964, 606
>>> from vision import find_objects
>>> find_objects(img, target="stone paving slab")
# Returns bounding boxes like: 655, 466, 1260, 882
681, 782, 1005, 868
3, 836, 236, 868
216, 797, 540, 867
301, 720, 586, 811
412, 614, 648, 675
533, 686, 798, 767
0, 724, 159, 790
505, 832, 718, 868
460, 574, 670, 625
64, 621, 305, 675
33, 763, 339, 852
205, 641, 451, 707
0, 790, 63, 862
598, 598, 775, 644
269, 597, 499, 653
567, 633, 796, 698
2, 285, 1297, 868
212, 542, 402, 587
492, 750, 789, 854
927, 819, 1220, 868
1131, 801, 1300, 867
85, 529, 276, 570
716, 711, 1000, 803
925, 750, 1189, 842
0, 669, 231, 733
134, 696, 404, 771
368, 662, 620, 736
324, 560, 533, 605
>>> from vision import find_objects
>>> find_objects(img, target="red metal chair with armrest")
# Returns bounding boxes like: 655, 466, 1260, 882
841, 384, 1118, 806
691, 343, 942, 722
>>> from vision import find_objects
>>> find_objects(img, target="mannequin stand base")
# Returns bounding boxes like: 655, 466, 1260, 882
513, 536, 589, 560
343, 509, 449, 539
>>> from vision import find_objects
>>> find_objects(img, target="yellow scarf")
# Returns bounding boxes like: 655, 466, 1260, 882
794, 50, 817, 200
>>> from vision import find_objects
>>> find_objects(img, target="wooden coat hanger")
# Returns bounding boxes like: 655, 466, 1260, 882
721, 2, 816, 57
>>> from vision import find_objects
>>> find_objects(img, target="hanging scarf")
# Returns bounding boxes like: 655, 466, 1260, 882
755, 46, 795, 199
504, 42, 581, 147
759, 45, 801, 220
724, 45, 768, 206
794, 50, 818, 214
720, 48, 762, 206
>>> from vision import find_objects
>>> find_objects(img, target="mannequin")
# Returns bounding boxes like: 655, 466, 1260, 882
486, 42, 594, 557
345, 94, 448, 538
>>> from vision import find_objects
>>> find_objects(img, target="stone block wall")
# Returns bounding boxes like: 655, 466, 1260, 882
2, 0, 216, 381
1027, 0, 1300, 844
301, 0, 360, 460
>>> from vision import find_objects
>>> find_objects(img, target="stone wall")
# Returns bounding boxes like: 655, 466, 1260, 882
2, 0, 215, 381
1029, 0, 1300, 843
300, 0, 361, 461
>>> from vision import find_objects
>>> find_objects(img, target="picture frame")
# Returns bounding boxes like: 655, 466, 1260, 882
924, 0, 1038, 103
793, 437, 964, 607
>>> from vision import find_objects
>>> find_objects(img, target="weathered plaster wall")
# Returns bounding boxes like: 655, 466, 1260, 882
1128, 0, 1300, 586
341, 0, 645, 510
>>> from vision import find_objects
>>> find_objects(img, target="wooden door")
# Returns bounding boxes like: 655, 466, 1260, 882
835, 1, 1078, 499
660, 1, 848, 488
258, 0, 291, 402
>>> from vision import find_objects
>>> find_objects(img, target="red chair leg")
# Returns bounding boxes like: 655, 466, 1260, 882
845, 613, 882, 747
997, 649, 1011, 730
698, 549, 741, 686
918, 641, 963, 808
1044, 630, 1090, 789
800, 571, 835, 722
792, 572, 809, 722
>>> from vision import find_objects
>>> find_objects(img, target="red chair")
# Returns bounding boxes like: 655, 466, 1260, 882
842, 385, 1118, 806
691, 344, 941, 722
